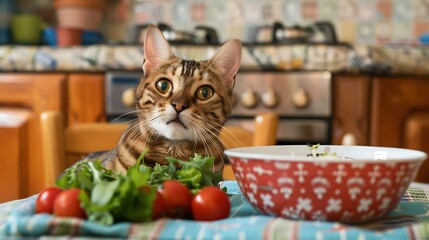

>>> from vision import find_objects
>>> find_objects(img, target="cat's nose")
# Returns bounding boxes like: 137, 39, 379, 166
171, 102, 188, 113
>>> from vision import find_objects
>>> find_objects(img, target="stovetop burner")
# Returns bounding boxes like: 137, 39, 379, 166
253, 21, 338, 45
157, 23, 219, 45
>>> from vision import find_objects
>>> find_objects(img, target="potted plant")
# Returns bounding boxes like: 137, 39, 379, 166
53, 0, 106, 32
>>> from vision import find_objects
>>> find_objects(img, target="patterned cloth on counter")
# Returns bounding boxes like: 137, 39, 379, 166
0, 45, 144, 71
370, 45, 429, 75
1, 181, 429, 240
0, 44, 354, 72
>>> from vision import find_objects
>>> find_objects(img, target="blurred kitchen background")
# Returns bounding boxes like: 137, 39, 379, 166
1, 0, 428, 45
1, 0, 429, 200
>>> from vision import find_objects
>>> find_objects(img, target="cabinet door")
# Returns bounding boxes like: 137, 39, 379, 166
332, 74, 370, 145
0, 74, 66, 197
0, 109, 30, 202
370, 76, 429, 146
67, 74, 106, 126
371, 76, 429, 183
405, 112, 429, 183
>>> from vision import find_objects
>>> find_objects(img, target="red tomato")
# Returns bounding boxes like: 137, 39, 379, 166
192, 186, 230, 221
158, 180, 193, 219
152, 190, 168, 219
35, 186, 63, 214
139, 186, 168, 220
53, 188, 87, 219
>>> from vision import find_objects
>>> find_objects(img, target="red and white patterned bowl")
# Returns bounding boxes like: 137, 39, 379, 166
225, 145, 427, 223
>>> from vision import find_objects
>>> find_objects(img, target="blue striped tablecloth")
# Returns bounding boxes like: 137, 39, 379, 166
1, 181, 429, 240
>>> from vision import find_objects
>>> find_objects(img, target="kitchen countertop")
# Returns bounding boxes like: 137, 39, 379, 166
0, 44, 428, 75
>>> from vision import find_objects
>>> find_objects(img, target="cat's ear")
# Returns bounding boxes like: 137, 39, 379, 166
209, 39, 242, 89
142, 25, 174, 75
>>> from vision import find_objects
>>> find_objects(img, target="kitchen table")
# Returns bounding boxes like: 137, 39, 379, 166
1, 181, 429, 240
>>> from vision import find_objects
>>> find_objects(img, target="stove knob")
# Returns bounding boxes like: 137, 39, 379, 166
262, 89, 278, 108
240, 89, 258, 108
122, 88, 136, 107
292, 88, 309, 108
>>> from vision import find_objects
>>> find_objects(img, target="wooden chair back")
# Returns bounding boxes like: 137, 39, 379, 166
40, 111, 278, 187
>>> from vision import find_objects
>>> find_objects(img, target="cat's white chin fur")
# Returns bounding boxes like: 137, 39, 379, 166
151, 107, 194, 141
152, 121, 192, 141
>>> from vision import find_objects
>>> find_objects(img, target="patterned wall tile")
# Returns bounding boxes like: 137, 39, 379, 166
282, 0, 302, 24
337, 0, 358, 20
134, 0, 429, 45
356, 21, 375, 44
172, 0, 191, 28
317, 0, 337, 21
393, 0, 412, 20
375, 20, 393, 44
336, 20, 358, 43
225, 0, 243, 24
301, 0, 318, 20
377, 0, 393, 20
411, 0, 429, 19
356, 0, 376, 21
190, 1, 207, 22
392, 20, 414, 43
414, 20, 429, 37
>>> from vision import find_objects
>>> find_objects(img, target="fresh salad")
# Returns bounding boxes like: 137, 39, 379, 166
35, 150, 230, 225
307, 143, 338, 157
307, 143, 352, 160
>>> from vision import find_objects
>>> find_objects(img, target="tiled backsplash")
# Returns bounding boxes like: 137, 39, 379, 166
133, 0, 429, 45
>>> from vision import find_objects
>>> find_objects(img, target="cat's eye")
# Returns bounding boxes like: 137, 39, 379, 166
155, 79, 172, 94
196, 86, 214, 100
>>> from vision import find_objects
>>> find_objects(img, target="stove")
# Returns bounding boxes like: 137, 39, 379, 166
228, 71, 332, 144
105, 70, 332, 145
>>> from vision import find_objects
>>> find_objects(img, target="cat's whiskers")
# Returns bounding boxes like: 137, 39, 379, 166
142, 115, 162, 150
127, 115, 160, 152
192, 121, 228, 172
122, 123, 145, 154
198, 115, 246, 149
191, 124, 217, 164
110, 109, 144, 123
117, 114, 160, 158
213, 117, 248, 147
193, 120, 224, 159
100, 117, 146, 161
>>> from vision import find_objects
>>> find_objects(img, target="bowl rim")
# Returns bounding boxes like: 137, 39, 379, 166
224, 145, 428, 163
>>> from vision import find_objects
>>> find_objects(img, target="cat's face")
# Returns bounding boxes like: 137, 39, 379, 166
135, 26, 242, 142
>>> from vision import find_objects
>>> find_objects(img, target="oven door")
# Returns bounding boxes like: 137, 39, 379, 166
105, 71, 142, 122
226, 117, 331, 145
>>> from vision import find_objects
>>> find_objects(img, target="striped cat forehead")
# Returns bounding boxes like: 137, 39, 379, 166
179, 60, 200, 77
162, 59, 214, 81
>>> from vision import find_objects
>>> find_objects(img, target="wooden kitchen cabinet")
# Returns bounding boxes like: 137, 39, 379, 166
0, 109, 30, 202
0, 73, 107, 199
370, 76, 429, 183
332, 74, 370, 145
0, 74, 66, 199
67, 73, 106, 126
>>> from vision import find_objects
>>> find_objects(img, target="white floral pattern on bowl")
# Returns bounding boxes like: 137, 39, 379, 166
225, 145, 427, 223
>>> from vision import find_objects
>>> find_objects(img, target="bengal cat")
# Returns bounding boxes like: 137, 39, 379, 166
103, 26, 242, 174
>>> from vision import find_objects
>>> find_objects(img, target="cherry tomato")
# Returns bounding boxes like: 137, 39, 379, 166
192, 186, 230, 221
35, 186, 63, 214
53, 188, 87, 219
158, 180, 193, 219
152, 190, 168, 219
139, 186, 168, 220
